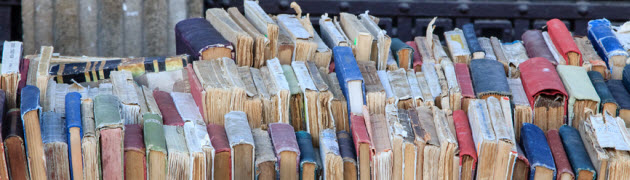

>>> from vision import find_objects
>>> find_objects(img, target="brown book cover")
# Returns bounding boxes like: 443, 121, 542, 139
124, 124, 146, 180
153, 90, 184, 126
3, 109, 28, 180
207, 123, 231, 180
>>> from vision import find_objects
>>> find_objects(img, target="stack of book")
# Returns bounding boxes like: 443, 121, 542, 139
8, 2, 630, 179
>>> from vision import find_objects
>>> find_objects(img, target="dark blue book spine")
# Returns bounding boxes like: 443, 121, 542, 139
462, 23, 483, 54
469, 59, 511, 98
65, 92, 82, 179
558, 125, 597, 179
588, 71, 618, 113
607, 80, 630, 110
624, 65, 630, 92
521, 123, 556, 180
333, 46, 366, 121
296, 131, 317, 180
336, 131, 356, 161
588, 18, 628, 66
20, 85, 41, 153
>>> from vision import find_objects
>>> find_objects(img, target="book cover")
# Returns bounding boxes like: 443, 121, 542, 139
224, 111, 255, 180
41, 112, 70, 179
469, 59, 511, 99
207, 123, 231, 180
334, 46, 365, 118
519, 57, 568, 131
296, 131, 318, 180
175, 18, 233, 60
521, 123, 557, 180
557, 65, 601, 127
3, 109, 28, 180
65, 92, 83, 180
94, 95, 124, 180
588, 71, 618, 116
559, 125, 597, 180
548, 18, 583, 66
390, 38, 413, 69
453, 110, 478, 173
462, 23, 484, 59
143, 113, 167, 180
444, 28, 471, 64
522, 30, 558, 65
350, 114, 371, 180
251, 128, 277, 180
124, 124, 146, 180
153, 90, 184, 126
588, 18, 628, 79
268, 123, 300, 180
546, 129, 574, 180
337, 131, 357, 180
20, 85, 46, 179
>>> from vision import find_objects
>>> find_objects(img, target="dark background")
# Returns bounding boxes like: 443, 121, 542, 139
3, 0, 630, 50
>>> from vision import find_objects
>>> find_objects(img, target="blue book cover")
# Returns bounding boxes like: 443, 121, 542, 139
559, 125, 597, 179
333, 46, 365, 120
20, 85, 41, 153
469, 59, 511, 98
587, 18, 628, 67
462, 23, 483, 54
521, 123, 556, 180
65, 92, 82, 179
296, 131, 318, 180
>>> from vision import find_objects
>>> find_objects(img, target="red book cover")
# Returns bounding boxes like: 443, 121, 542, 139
546, 129, 574, 180
350, 114, 371, 159
406, 41, 423, 71
519, 57, 568, 116
153, 90, 185, 126
123, 124, 146, 180
186, 64, 205, 120
452, 110, 477, 169
17, 58, 29, 105
454, 63, 475, 98
268, 123, 300, 165
547, 19, 583, 65
207, 123, 231, 153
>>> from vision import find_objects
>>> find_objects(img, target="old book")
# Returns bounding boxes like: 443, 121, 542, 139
206, 8, 254, 67
435, 63, 452, 109
143, 114, 168, 180
276, 14, 318, 62
65, 92, 83, 180
387, 50, 400, 70
250, 68, 273, 127
296, 131, 318, 180
320, 129, 344, 179
319, 14, 350, 49
462, 23, 485, 59
576, 36, 610, 79
415, 72, 435, 106
306, 62, 335, 130
557, 65, 601, 127
489, 37, 507, 70
94, 95, 124, 180
268, 123, 299, 179
321, 69, 349, 131
589, 71, 618, 116
3, 109, 28, 180
207, 123, 231, 180
35, 46, 53, 109
110, 71, 141, 125
469, 59, 511, 99
467, 99, 498, 179
154, 90, 184, 126
252, 128, 277, 180
20, 86, 46, 179
415, 36, 435, 64
547, 129, 575, 180
508, 78, 533, 140
441, 60, 462, 110
41, 112, 70, 179
358, 61, 386, 115
406, 69, 426, 108
607, 80, 630, 124
350, 115, 371, 180
227, 8, 268, 68
312, 31, 333, 69
521, 123, 557, 180
276, 24, 296, 64
541, 31, 566, 65
236, 67, 263, 127
453, 110, 478, 180
390, 38, 414, 69
377, 70, 396, 105
432, 108, 458, 180
617, 22, 630, 52
407, 41, 423, 71
224, 111, 255, 180
444, 28, 472, 64
502, 41, 528, 78
184, 121, 213, 180
522, 30, 558, 65
171, 92, 205, 125
520, 57, 568, 131
454, 63, 474, 111
387, 69, 414, 109
589, 19, 628, 80
79, 98, 99, 180
548, 19, 583, 66
1, 41, 21, 109
485, 96, 517, 180
580, 114, 619, 179
292, 61, 322, 144
514, 144, 531, 180
422, 62, 442, 104
360, 12, 391, 70
337, 131, 358, 180
282, 65, 306, 130
408, 107, 431, 179
163, 125, 191, 179
385, 105, 417, 180
334, 46, 365, 116
366, 114, 392, 179
243, 0, 279, 59
124, 124, 146, 180
265, 59, 291, 124
174, 18, 232, 60
340, 12, 373, 61
559, 125, 597, 180
478, 37, 496, 60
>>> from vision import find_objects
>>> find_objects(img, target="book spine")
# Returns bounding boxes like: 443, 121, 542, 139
546, 129, 574, 179
462, 23, 483, 54
453, 110, 478, 169
588, 71, 618, 113
336, 131, 357, 164
521, 30, 558, 65
296, 131, 317, 180
268, 123, 300, 166
588, 19, 628, 63
333, 46, 365, 117
547, 19, 582, 65
558, 125, 597, 179
65, 92, 82, 179
406, 41, 423, 71
42, 112, 70, 179
153, 90, 184, 126
174, 18, 233, 60
469, 59, 511, 98
521, 123, 556, 180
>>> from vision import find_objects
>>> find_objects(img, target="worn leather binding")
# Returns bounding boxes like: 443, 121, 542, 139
406, 41, 423, 71
557, 65, 601, 127
334, 46, 366, 118
207, 123, 231, 180
588, 18, 629, 80
521, 123, 557, 180
65, 92, 82, 180
559, 125, 597, 180
462, 23, 484, 59
519, 57, 568, 131
268, 123, 300, 180
469, 59, 511, 99
453, 110, 478, 179
390, 38, 414, 69
124, 124, 146, 180
175, 18, 233, 60
522, 30, 558, 65
337, 131, 357, 180
251, 128, 277, 180
606, 80, 630, 125
350, 114, 371, 180
547, 19, 583, 66
546, 129, 574, 180
153, 90, 184, 126
3, 109, 28, 180
588, 71, 618, 116
296, 131, 318, 180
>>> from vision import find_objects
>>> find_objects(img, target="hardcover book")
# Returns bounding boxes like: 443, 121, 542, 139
276, 23, 295, 64
546, 129, 574, 180
409, 107, 438, 179
441, 60, 462, 110
521, 123, 557, 180
359, 12, 391, 70
20, 85, 46, 180
387, 69, 414, 109
184, 121, 213, 180
251, 128, 277, 180
414, 36, 435, 64
276, 13, 317, 62
110, 71, 141, 125
164, 125, 191, 179
462, 23, 485, 59
350, 114, 371, 180
227, 7, 270, 68
588, 71, 617, 116
432, 108, 458, 180
94, 95, 124, 180
321, 69, 349, 131
548, 18, 583, 66
559, 125, 597, 180
337, 131, 358, 180
265, 59, 290, 124
519, 57, 568, 131
367, 113, 392, 180
292, 61, 322, 145
407, 41, 423, 71
124, 124, 146, 180
508, 78, 533, 140
175, 18, 233, 60
543, 31, 566, 65
491, 36, 510, 70
306, 62, 335, 130
467, 99, 498, 179
589, 18, 630, 80
454, 63, 474, 111
42, 112, 70, 179
224, 111, 255, 180
522, 30, 558, 65
65, 92, 83, 180
502, 41, 528, 78
453, 110, 478, 180
206, 8, 254, 67
3, 109, 28, 180
469, 59, 511, 99
243, 1, 279, 58
282, 64, 306, 130
207, 123, 231, 180
390, 38, 414, 69
269, 123, 300, 180
339, 12, 373, 61
444, 28, 471, 64
81, 98, 99, 180
385, 105, 417, 180
478, 37, 496, 60
319, 14, 350, 49
557, 65, 601, 127
576, 36, 609, 79
319, 129, 343, 179
333, 46, 365, 117
296, 131, 318, 180
1, 41, 21, 109
143, 114, 168, 180
607, 80, 630, 123
153, 90, 184, 126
